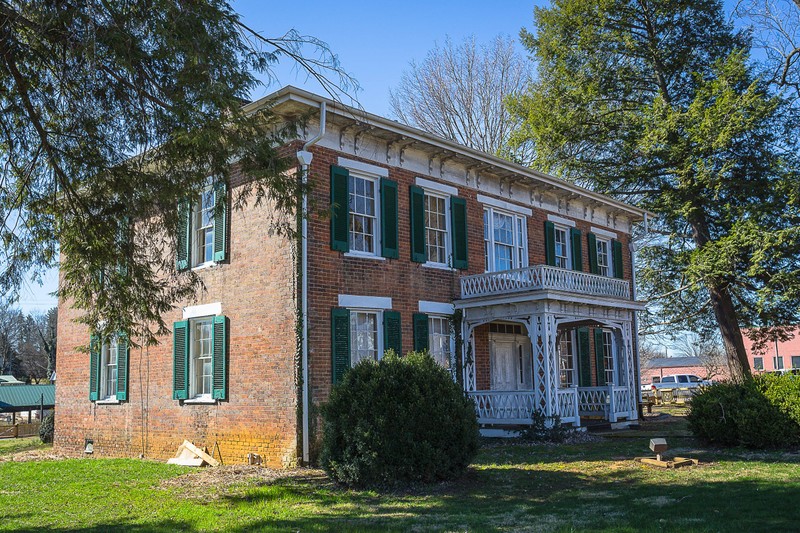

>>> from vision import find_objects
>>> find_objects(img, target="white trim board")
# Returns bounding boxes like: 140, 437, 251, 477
591, 226, 618, 239
416, 177, 458, 196
337, 157, 389, 177
418, 301, 455, 315
547, 214, 576, 227
477, 194, 533, 217
183, 302, 221, 320
338, 294, 392, 310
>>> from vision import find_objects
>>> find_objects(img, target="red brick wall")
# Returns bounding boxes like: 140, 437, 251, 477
303, 145, 634, 457
54, 176, 300, 467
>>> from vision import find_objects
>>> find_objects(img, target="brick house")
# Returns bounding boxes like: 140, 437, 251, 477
55, 87, 648, 466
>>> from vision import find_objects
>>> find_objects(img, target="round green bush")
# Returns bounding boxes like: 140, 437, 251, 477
688, 376, 800, 449
321, 350, 479, 487
39, 411, 54, 444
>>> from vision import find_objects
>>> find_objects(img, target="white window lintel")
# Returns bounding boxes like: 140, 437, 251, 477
590, 226, 618, 239
337, 157, 389, 178
338, 294, 392, 310
418, 301, 454, 315
416, 177, 458, 197
478, 194, 532, 217
548, 214, 576, 227
183, 302, 222, 320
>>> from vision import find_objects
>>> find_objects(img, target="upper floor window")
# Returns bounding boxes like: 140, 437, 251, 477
194, 187, 216, 266
425, 192, 450, 265
553, 225, 571, 269
596, 238, 611, 277
349, 173, 379, 255
484, 207, 527, 272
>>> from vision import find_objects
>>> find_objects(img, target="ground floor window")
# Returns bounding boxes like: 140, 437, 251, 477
100, 336, 118, 400
428, 316, 452, 368
791, 356, 800, 369
350, 310, 381, 366
558, 330, 575, 387
754, 357, 764, 370
190, 317, 214, 399
774, 356, 784, 370
602, 330, 615, 385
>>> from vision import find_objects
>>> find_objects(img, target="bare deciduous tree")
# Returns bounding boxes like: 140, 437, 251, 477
736, 0, 800, 97
390, 35, 533, 164
674, 333, 730, 381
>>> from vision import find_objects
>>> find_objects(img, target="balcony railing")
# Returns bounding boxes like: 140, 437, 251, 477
459, 264, 631, 300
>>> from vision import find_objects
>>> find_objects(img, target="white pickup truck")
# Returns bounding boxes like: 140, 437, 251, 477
641, 374, 711, 393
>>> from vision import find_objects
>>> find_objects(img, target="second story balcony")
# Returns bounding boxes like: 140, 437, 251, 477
459, 265, 632, 301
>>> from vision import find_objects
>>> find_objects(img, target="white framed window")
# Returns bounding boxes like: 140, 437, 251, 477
348, 173, 380, 256
602, 329, 615, 385
558, 330, 576, 387
100, 336, 118, 401
350, 310, 382, 366
428, 315, 453, 369
753, 357, 764, 370
193, 186, 216, 267
554, 225, 571, 269
424, 192, 450, 265
596, 238, 612, 277
792, 356, 800, 369
774, 356, 784, 370
483, 207, 528, 273
190, 317, 214, 399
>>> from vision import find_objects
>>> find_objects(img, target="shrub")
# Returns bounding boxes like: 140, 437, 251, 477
39, 411, 54, 444
688, 377, 800, 449
523, 411, 571, 443
321, 350, 479, 487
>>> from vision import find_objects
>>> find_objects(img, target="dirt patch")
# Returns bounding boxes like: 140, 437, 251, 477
0, 449, 71, 463
158, 465, 327, 500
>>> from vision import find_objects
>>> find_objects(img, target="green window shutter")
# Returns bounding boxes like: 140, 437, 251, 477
450, 197, 468, 269
413, 313, 429, 352
212, 315, 228, 400
587, 233, 598, 274
380, 178, 399, 259
570, 227, 582, 271
116, 333, 129, 401
213, 181, 228, 262
409, 185, 426, 262
176, 200, 192, 271
172, 321, 189, 400
577, 327, 591, 387
330, 165, 350, 252
612, 240, 624, 279
383, 311, 402, 355
89, 335, 100, 401
594, 329, 607, 386
331, 308, 351, 384
544, 221, 556, 266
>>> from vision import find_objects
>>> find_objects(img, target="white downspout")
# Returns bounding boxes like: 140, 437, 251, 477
296, 102, 326, 464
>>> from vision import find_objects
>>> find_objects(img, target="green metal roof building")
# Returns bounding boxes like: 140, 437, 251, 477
0, 384, 55, 413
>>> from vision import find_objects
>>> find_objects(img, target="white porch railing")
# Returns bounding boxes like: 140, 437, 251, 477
459, 264, 631, 300
467, 389, 580, 425
577, 385, 630, 422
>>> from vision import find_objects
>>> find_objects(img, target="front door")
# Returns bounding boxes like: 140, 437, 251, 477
490, 334, 532, 391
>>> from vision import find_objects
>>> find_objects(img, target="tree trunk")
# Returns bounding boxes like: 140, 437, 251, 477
689, 216, 752, 382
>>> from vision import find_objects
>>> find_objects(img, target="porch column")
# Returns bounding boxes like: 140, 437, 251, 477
620, 321, 637, 420
529, 312, 558, 417
463, 322, 477, 392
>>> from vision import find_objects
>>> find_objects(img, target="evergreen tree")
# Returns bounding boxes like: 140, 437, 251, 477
508, 0, 800, 380
1, 1, 355, 344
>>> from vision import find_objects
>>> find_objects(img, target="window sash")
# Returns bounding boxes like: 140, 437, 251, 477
792, 356, 800, 369
424, 193, 449, 264
774, 356, 784, 370
349, 175, 379, 254
190, 317, 214, 398
558, 331, 575, 387
554, 226, 570, 269
194, 188, 216, 266
596, 239, 611, 276
754, 357, 763, 370
100, 336, 118, 400
428, 316, 452, 368
484, 207, 527, 273
350, 310, 381, 366
603, 330, 614, 385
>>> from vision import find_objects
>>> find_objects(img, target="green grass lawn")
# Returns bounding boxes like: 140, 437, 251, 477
1, 413, 799, 532
0, 436, 48, 457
